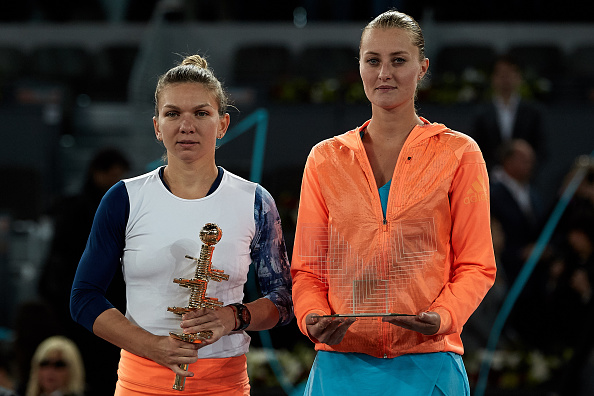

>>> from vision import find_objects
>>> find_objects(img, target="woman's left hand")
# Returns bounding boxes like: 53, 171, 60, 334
382, 311, 441, 335
179, 307, 236, 346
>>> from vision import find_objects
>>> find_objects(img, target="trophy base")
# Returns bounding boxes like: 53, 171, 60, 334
314, 313, 416, 318
169, 331, 212, 343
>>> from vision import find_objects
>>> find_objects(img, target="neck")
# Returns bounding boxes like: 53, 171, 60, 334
163, 159, 218, 199
497, 91, 516, 106
367, 109, 423, 141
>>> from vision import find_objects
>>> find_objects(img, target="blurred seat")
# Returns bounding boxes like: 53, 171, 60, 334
231, 44, 292, 86
0, 46, 28, 82
568, 45, 594, 78
0, 166, 44, 220
507, 44, 566, 101
507, 44, 565, 81
93, 44, 140, 101
294, 45, 359, 81
565, 45, 594, 102
434, 44, 497, 77
429, 44, 497, 104
29, 45, 93, 94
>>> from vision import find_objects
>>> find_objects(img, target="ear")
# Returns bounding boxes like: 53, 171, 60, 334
153, 116, 162, 141
419, 58, 429, 80
217, 113, 231, 139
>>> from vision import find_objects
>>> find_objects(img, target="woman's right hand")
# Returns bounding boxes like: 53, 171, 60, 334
305, 313, 356, 345
92, 308, 201, 376
149, 335, 201, 376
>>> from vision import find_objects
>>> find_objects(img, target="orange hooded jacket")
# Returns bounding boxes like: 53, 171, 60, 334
291, 118, 496, 358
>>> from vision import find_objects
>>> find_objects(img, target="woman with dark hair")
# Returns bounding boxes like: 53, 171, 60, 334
71, 54, 293, 395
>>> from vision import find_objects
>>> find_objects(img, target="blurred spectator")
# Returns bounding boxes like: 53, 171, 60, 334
0, 388, 16, 396
25, 336, 85, 396
490, 139, 546, 285
39, 147, 130, 330
543, 155, 594, 395
13, 301, 61, 396
539, 219, 594, 346
461, 216, 509, 350
0, 342, 15, 395
37, 147, 130, 396
557, 155, 594, 234
471, 54, 545, 170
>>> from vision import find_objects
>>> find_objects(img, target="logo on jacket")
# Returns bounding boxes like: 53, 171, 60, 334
464, 174, 488, 204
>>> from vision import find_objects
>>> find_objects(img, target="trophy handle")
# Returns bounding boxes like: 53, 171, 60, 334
173, 364, 189, 391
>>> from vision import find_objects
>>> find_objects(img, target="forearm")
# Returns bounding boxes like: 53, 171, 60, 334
92, 308, 157, 359
245, 298, 279, 331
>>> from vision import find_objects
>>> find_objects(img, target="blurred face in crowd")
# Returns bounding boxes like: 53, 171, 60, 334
504, 140, 535, 183
492, 60, 522, 98
93, 165, 128, 191
38, 352, 69, 394
359, 27, 428, 111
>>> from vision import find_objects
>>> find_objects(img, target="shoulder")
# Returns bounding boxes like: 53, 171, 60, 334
311, 135, 343, 153
254, 184, 277, 211
220, 168, 258, 195
425, 124, 485, 166
101, 180, 129, 204
423, 122, 480, 153
307, 129, 361, 167
122, 168, 160, 189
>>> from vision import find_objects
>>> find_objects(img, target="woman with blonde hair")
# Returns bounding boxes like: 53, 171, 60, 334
291, 9, 496, 395
26, 336, 85, 396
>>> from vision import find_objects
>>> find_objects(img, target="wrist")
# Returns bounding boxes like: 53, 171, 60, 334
228, 303, 251, 331
227, 305, 239, 332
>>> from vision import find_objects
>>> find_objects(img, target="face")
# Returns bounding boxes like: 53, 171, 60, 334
507, 142, 535, 182
38, 353, 69, 394
153, 82, 230, 165
359, 27, 428, 110
93, 165, 128, 192
492, 61, 522, 96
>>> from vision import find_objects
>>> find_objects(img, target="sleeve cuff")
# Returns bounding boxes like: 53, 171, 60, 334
433, 306, 453, 335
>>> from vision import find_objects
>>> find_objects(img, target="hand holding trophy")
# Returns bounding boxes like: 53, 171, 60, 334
167, 223, 229, 391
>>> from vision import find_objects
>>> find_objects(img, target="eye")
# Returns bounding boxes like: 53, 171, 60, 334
165, 111, 179, 118
393, 57, 406, 64
366, 58, 380, 66
196, 110, 209, 117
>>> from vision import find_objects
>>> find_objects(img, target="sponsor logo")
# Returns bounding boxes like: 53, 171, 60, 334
464, 174, 488, 204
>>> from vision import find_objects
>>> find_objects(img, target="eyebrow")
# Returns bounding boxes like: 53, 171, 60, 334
363, 50, 410, 57
161, 103, 214, 111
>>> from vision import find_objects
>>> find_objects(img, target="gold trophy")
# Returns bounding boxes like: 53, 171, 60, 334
167, 223, 229, 391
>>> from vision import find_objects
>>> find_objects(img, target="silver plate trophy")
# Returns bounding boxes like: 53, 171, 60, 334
167, 223, 229, 391
298, 224, 423, 320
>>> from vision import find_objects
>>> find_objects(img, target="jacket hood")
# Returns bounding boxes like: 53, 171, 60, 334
334, 117, 451, 151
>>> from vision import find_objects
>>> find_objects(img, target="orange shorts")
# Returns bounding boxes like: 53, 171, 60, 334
114, 349, 250, 395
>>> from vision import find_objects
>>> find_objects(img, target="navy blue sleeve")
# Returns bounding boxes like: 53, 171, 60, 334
70, 181, 129, 332
251, 185, 294, 327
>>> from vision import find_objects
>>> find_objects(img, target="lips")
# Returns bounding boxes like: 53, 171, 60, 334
177, 140, 198, 147
376, 85, 396, 91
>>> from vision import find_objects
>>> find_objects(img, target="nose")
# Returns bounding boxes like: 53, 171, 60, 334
179, 116, 195, 134
378, 64, 391, 81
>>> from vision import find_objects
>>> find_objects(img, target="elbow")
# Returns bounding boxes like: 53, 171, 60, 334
269, 290, 294, 327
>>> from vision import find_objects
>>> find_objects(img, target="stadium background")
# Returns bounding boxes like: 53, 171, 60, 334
0, 1, 593, 395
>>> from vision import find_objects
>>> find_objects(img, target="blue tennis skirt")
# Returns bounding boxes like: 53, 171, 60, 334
302, 350, 470, 396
